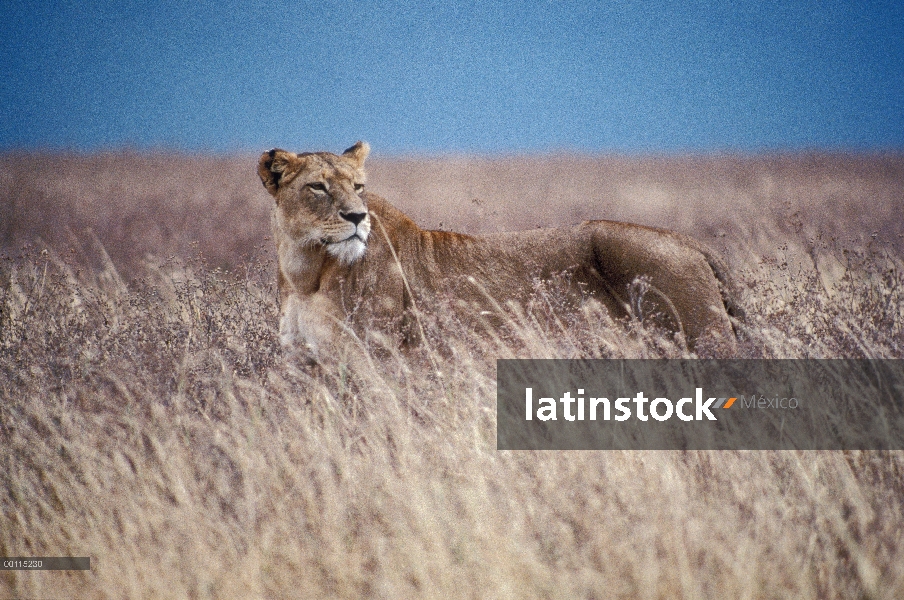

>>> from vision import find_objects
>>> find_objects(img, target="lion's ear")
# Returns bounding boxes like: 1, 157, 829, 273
258, 149, 295, 197
342, 141, 370, 168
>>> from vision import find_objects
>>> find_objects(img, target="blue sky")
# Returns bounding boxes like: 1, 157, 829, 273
1, 1, 902, 154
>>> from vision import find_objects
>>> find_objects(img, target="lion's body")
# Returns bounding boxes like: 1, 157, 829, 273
259, 143, 741, 357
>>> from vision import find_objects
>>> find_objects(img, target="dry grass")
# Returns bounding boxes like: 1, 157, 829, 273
1, 151, 904, 598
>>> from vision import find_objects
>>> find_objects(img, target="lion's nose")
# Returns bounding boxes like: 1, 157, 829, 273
340, 211, 367, 226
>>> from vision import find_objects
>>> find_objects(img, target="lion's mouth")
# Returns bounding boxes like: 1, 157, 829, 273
322, 232, 368, 265
322, 232, 366, 245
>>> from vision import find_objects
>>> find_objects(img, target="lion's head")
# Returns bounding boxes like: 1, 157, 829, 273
258, 141, 371, 265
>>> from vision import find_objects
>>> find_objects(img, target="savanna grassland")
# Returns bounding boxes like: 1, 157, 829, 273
2, 151, 904, 598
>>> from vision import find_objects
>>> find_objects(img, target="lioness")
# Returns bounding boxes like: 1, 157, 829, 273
258, 142, 741, 357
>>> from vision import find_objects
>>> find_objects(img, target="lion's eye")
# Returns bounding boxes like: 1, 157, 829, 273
307, 182, 328, 192
354, 183, 365, 192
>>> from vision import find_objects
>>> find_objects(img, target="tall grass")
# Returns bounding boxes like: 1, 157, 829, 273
1, 152, 903, 598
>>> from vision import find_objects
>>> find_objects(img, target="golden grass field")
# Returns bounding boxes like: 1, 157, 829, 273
1, 151, 903, 598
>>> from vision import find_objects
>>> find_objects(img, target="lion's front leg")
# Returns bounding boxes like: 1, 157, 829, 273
279, 293, 345, 360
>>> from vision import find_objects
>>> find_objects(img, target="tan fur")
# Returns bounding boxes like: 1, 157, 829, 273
258, 142, 741, 357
